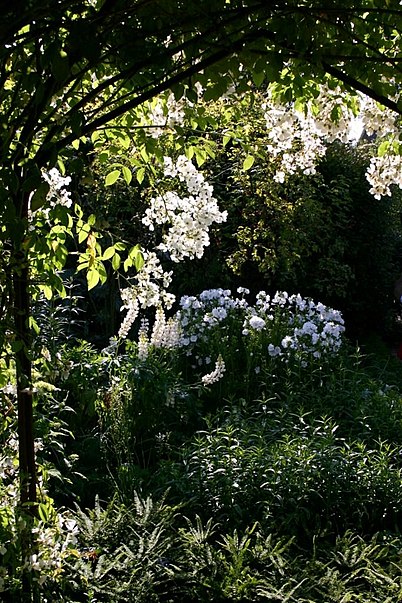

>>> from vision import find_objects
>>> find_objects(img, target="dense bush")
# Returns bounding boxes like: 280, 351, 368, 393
153, 408, 402, 540
205, 142, 402, 339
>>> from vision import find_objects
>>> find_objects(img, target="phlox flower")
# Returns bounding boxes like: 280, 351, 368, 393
249, 315, 266, 331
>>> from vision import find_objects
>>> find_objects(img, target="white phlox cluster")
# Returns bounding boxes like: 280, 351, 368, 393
249, 291, 345, 360
176, 287, 248, 348
142, 155, 227, 261
138, 287, 344, 386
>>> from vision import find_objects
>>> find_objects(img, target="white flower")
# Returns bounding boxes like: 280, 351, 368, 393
268, 344, 282, 357
143, 156, 227, 262
249, 315, 266, 330
281, 336, 294, 349
202, 355, 226, 385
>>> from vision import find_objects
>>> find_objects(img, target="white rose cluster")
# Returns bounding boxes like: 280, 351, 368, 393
366, 154, 402, 199
263, 84, 401, 198
264, 101, 327, 182
142, 155, 227, 262
0, 433, 79, 593
147, 93, 186, 138
359, 95, 398, 139
42, 168, 72, 209
119, 158, 226, 339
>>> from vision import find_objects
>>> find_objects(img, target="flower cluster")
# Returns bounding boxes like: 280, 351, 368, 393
118, 251, 174, 339
174, 288, 344, 363
359, 95, 398, 139
134, 287, 345, 388
142, 155, 227, 261
201, 354, 226, 385
42, 168, 72, 209
147, 93, 186, 138
366, 153, 402, 199
176, 287, 248, 347
247, 290, 345, 360
133, 306, 182, 357
264, 100, 327, 182
263, 84, 401, 197
119, 158, 226, 339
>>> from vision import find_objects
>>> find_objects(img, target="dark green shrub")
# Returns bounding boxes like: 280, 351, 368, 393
206, 142, 402, 339
154, 409, 402, 541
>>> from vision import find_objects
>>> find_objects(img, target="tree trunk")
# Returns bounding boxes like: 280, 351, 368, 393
13, 262, 36, 509
11, 190, 38, 602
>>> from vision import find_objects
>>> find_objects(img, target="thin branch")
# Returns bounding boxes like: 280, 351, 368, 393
322, 61, 401, 114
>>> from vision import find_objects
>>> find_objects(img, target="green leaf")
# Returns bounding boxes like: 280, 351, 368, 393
102, 246, 115, 261
29, 316, 40, 336
112, 253, 121, 270
105, 169, 121, 186
252, 71, 265, 87
11, 340, 23, 353
378, 141, 389, 157
195, 149, 206, 167
128, 245, 144, 271
122, 165, 132, 185
51, 51, 69, 81
140, 147, 149, 162
91, 130, 100, 143
38, 502, 50, 523
134, 252, 144, 271
87, 269, 100, 290
22, 165, 42, 193
98, 151, 109, 163
136, 167, 145, 184
185, 146, 195, 160
78, 225, 91, 244
30, 182, 50, 212
243, 155, 255, 171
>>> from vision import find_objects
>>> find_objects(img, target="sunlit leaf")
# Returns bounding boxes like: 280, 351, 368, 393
105, 169, 121, 186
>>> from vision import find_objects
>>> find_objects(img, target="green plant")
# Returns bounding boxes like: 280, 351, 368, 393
96, 343, 201, 499
64, 493, 182, 603
153, 406, 402, 542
